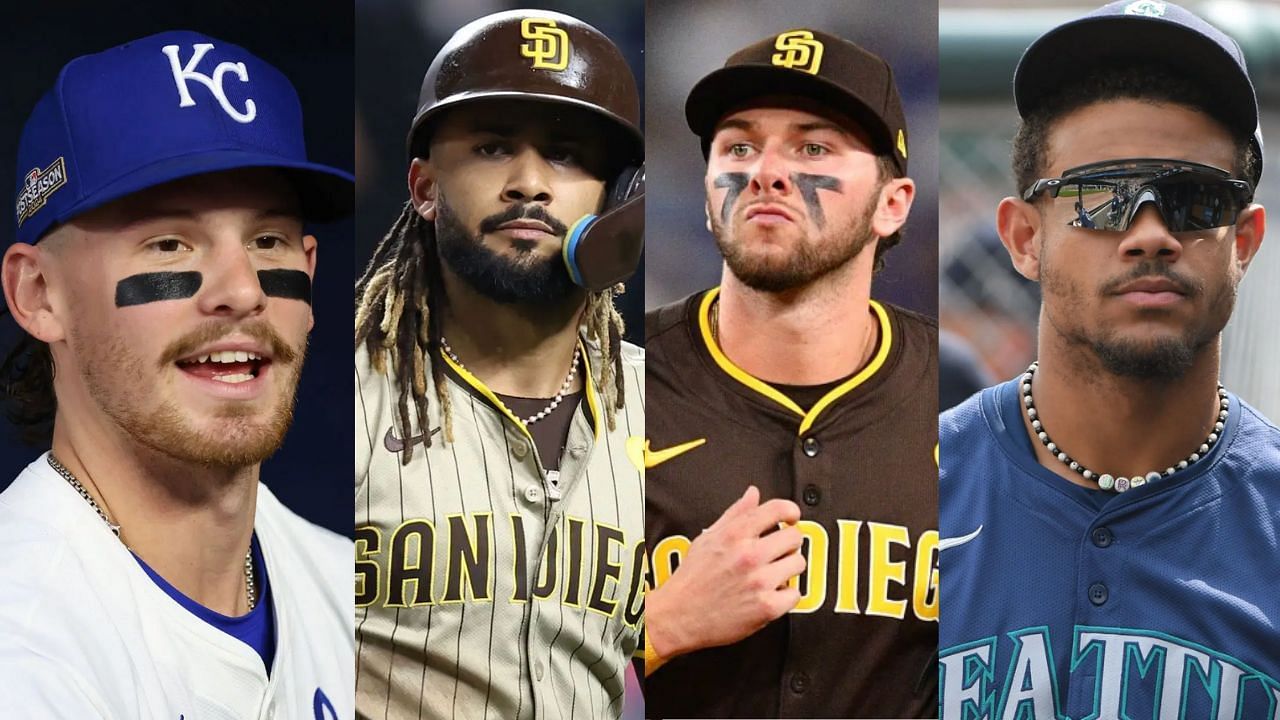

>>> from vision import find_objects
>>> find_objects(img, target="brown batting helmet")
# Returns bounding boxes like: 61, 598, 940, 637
406, 9, 642, 168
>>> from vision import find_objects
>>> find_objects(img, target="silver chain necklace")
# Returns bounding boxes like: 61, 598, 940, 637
47, 453, 257, 611
1021, 361, 1228, 493
440, 336, 581, 426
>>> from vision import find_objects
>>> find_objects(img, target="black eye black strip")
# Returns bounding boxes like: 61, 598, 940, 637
792, 173, 843, 228
257, 269, 312, 305
115, 271, 202, 307
713, 173, 749, 225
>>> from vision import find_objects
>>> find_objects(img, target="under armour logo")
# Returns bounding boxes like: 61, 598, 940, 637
1124, 1, 1167, 17
772, 30, 824, 75
520, 18, 570, 71
161, 43, 257, 124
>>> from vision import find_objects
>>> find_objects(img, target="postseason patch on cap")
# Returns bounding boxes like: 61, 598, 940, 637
770, 30, 824, 75
1124, 1, 1168, 16
15, 157, 68, 227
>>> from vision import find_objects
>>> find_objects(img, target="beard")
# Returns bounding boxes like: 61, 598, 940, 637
73, 320, 304, 469
435, 192, 580, 304
711, 191, 880, 293
1041, 254, 1234, 381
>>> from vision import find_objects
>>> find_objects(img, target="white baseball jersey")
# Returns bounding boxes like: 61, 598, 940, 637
354, 338, 645, 720
0, 453, 354, 719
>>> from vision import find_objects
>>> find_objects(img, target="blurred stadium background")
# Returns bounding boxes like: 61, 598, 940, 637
645, 0, 939, 318
354, 2, 644, 716
940, 0, 1280, 415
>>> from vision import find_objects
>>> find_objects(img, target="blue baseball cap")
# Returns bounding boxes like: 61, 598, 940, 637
13, 30, 354, 245
1014, 0, 1263, 183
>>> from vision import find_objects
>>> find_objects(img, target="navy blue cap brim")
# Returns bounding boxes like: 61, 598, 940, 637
24, 150, 353, 244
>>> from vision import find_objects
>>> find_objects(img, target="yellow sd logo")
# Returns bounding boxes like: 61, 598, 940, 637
520, 18, 570, 71
771, 30, 824, 75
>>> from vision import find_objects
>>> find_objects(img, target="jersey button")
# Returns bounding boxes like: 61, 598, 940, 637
535, 661, 545, 681
802, 437, 821, 458
803, 484, 821, 506
1091, 527, 1114, 548
1088, 582, 1108, 606
789, 671, 810, 694
524, 485, 543, 504
512, 440, 530, 460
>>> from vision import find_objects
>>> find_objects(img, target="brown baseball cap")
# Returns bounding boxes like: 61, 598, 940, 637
408, 9, 642, 168
685, 29, 909, 175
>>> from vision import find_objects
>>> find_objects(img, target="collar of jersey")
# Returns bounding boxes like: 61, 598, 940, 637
986, 376, 1240, 509
697, 286, 893, 436
439, 336, 602, 443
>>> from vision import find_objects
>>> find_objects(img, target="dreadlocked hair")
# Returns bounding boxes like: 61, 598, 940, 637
356, 201, 628, 465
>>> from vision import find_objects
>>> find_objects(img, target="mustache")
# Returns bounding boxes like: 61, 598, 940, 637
478, 203, 569, 236
158, 320, 300, 367
1099, 261, 1203, 298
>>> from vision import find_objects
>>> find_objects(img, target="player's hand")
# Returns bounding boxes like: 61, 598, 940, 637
647, 485, 804, 661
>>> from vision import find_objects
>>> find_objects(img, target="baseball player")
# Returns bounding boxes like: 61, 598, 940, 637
353, 10, 645, 720
940, 3, 1280, 718
644, 30, 939, 718
0, 31, 354, 718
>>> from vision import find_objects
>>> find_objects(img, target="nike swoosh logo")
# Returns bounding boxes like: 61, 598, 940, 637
384, 425, 441, 453
938, 525, 983, 551
625, 437, 645, 473
642, 437, 707, 469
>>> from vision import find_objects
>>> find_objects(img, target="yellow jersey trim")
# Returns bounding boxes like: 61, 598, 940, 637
696, 287, 894, 436
438, 337, 602, 444
580, 340, 603, 441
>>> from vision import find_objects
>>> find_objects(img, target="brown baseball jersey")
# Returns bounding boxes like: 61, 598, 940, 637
645, 287, 938, 718
355, 338, 645, 720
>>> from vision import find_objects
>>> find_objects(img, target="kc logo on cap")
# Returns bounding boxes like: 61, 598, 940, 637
162, 43, 257, 124
771, 30, 824, 75
11, 30, 354, 245
520, 18, 570, 71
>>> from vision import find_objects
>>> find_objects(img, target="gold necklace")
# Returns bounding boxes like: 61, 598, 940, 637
46, 453, 257, 611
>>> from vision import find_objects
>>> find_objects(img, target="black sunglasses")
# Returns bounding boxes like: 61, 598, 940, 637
1023, 158, 1254, 233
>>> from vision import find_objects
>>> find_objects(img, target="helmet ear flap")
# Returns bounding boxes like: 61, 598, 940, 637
608, 165, 645, 209
563, 164, 645, 291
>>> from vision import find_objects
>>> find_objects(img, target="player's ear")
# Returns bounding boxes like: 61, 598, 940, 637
997, 196, 1042, 281
1233, 203, 1265, 274
871, 177, 915, 239
301, 234, 318, 332
408, 158, 437, 221
2, 241, 67, 344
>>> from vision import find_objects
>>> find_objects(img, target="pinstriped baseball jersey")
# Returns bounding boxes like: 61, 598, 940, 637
645, 287, 939, 718
355, 338, 645, 720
